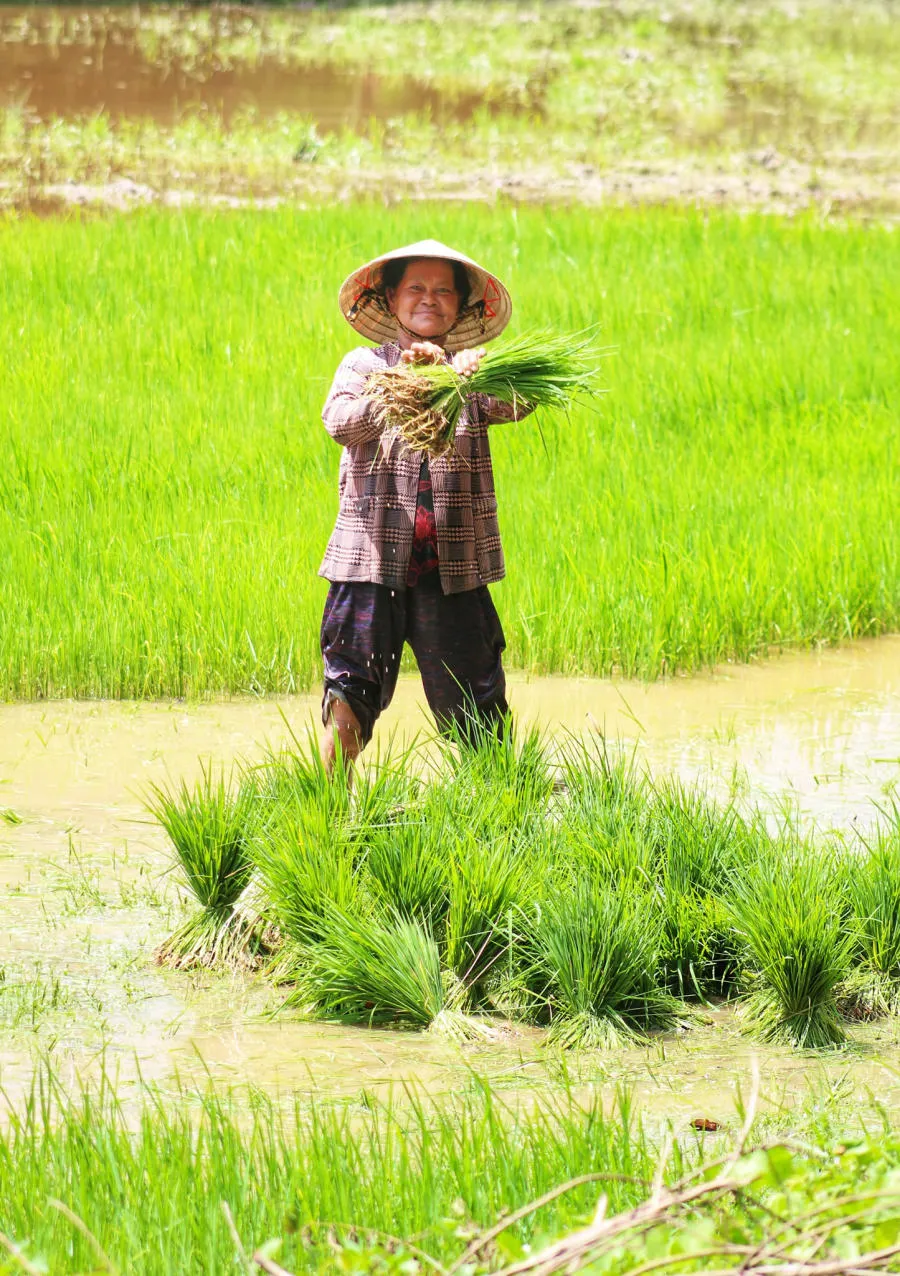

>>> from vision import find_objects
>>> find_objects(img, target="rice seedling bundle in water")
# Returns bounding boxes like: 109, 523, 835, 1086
646, 779, 752, 1001
729, 849, 854, 1048
144, 766, 263, 970
366, 330, 602, 457
842, 810, 900, 1017
530, 881, 678, 1048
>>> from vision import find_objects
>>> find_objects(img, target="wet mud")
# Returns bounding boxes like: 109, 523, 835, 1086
2, 635, 900, 1120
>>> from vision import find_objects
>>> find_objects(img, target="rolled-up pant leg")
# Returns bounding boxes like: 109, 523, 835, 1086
406, 574, 509, 742
320, 583, 406, 747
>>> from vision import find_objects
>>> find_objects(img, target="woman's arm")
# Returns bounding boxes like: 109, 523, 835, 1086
322, 348, 387, 447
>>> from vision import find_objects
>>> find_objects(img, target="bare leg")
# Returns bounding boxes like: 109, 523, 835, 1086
321, 697, 364, 778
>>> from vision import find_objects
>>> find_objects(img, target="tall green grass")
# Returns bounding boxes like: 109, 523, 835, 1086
0, 1066, 652, 1275
1, 206, 897, 697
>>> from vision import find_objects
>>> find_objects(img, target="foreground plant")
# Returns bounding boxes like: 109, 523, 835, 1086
295, 904, 495, 1040
366, 329, 602, 456
251, 1070, 900, 1276
729, 848, 854, 1048
145, 765, 264, 970
842, 808, 900, 1018
530, 881, 679, 1048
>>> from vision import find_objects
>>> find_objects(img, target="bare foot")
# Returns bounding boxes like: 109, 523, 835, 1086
321, 698, 363, 778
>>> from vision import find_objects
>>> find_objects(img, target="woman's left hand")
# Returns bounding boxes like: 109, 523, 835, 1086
451, 347, 486, 378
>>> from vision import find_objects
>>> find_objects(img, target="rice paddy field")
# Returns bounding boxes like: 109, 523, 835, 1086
2, 204, 899, 697
3, 3, 900, 1272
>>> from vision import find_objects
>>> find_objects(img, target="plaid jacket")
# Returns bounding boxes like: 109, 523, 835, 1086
319, 342, 531, 594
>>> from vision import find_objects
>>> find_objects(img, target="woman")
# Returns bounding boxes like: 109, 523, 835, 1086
319, 238, 531, 771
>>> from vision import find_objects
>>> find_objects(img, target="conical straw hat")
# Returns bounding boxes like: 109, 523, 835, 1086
338, 239, 512, 353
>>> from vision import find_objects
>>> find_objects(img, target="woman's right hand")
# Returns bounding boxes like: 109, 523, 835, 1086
400, 341, 446, 365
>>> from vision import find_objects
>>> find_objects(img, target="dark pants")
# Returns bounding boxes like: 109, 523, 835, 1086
320, 574, 508, 747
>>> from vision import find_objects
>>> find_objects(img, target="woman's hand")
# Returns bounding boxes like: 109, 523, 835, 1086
451, 347, 486, 378
400, 341, 446, 366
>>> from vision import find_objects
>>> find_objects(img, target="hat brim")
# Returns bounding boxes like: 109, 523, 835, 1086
338, 239, 512, 353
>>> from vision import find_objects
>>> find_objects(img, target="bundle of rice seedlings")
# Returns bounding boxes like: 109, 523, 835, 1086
363, 815, 451, 933
296, 905, 493, 1040
366, 329, 602, 457
645, 779, 752, 1000
729, 848, 854, 1048
251, 806, 364, 979
250, 726, 414, 832
841, 817, 900, 1018
530, 881, 678, 1049
145, 765, 264, 970
557, 738, 649, 848
445, 836, 533, 1006
430, 720, 555, 851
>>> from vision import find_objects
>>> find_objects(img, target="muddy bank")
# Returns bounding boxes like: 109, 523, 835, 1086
7, 153, 899, 220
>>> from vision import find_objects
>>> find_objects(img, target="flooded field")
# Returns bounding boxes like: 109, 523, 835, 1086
2, 636, 900, 1123
0, 1, 896, 213
0, 6, 491, 129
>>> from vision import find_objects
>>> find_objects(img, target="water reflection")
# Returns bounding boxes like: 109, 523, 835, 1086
0, 6, 497, 128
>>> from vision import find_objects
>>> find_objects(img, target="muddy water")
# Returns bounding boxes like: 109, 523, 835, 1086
2, 635, 900, 1121
0, 7, 490, 128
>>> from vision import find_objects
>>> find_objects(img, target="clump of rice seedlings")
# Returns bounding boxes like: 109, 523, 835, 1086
144, 764, 264, 970
363, 814, 451, 932
645, 779, 752, 1000
841, 810, 900, 1018
429, 720, 555, 850
729, 847, 854, 1048
252, 725, 419, 844
296, 905, 493, 1040
444, 835, 532, 1006
366, 329, 602, 456
251, 804, 365, 985
557, 738, 649, 850
530, 881, 678, 1049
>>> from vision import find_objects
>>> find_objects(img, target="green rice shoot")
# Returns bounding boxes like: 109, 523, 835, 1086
729, 849, 854, 1049
366, 329, 603, 456
144, 764, 264, 970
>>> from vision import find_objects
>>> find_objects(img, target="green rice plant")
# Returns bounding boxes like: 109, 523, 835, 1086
144, 764, 264, 970
841, 805, 900, 1018
729, 847, 855, 1048
251, 804, 365, 981
252, 727, 420, 845
645, 779, 754, 1000
530, 880, 678, 1049
362, 814, 452, 932
444, 834, 533, 1006
296, 904, 493, 1039
367, 329, 603, 456
424, 725, 556, 884
0, 1060, 651, 1275
557, 739, 649, 850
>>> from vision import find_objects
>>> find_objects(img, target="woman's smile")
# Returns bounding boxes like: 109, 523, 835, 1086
386, 259, 461, 340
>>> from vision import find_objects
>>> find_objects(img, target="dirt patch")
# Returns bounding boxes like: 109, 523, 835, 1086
8, 152, 899, 220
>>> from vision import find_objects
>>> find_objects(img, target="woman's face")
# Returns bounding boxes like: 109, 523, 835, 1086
386, 259, 460, 342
